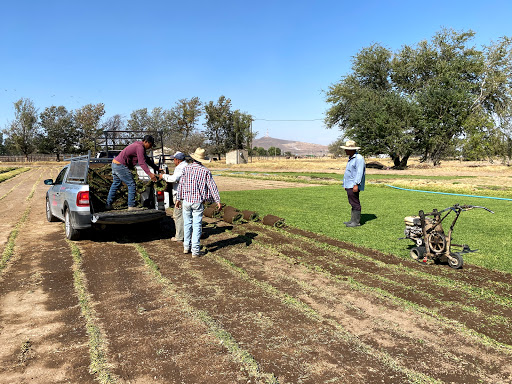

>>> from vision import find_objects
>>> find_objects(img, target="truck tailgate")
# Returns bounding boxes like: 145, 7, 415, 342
92, 209, 166, 225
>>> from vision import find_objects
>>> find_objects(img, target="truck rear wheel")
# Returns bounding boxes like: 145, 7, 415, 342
65, 209, 80, 240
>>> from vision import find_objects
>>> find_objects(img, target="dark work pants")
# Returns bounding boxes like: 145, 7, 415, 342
345, 188, 361, 211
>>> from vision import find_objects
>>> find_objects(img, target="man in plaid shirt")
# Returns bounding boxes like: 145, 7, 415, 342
176, 148, 222, 257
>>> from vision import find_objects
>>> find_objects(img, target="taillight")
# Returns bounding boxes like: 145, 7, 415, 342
77, 191, 90, 207
156, 190, 164, 202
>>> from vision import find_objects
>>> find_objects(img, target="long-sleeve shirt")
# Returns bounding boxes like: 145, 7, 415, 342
161, 160, 188, 201
114, 141, 154, 176
343, 153, 366, 191
176, 162, 220, 204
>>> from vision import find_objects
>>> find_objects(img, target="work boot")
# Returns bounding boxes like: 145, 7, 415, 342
346, 210, 361, 227
343, 209, 354, 225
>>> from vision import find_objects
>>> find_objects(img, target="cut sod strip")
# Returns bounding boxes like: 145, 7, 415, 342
68, 240, 117, 384
0, 167, 30, 184
133, 243, 279, 384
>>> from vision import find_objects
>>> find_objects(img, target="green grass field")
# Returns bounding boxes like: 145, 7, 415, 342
220, 183, 512, 274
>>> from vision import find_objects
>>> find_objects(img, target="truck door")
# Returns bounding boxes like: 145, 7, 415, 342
49, 166, 69, 220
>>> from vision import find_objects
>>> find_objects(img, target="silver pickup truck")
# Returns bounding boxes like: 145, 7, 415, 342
44, 152, 166, 240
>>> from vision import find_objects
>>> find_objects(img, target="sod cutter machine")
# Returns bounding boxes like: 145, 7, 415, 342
402, 204, 494, 269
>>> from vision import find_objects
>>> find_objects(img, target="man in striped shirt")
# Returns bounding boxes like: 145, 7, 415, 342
176, 148, 221, 257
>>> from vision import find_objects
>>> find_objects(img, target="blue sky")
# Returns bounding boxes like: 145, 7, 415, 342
1, 0, 511, 145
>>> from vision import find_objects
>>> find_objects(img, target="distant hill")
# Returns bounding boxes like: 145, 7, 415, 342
252, 136, 329, 156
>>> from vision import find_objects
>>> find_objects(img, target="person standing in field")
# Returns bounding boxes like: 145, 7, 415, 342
175, 148, 222, 257
159, 151, 188, 242
105, 135, 158, 210
341, 139, 366, 227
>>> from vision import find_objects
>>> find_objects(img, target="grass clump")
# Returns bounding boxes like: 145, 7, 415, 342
0, 167, 30, 183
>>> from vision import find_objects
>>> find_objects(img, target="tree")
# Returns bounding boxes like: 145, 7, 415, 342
127, 108, 151, 131
325, 44, 418, 168
268, 146, 281, 156
203, 96, 233, 159
3, 98, 39, 159
230, 109, 253, 150
39, 105, 78, 160
74, 103, 105, 153
255, 147, 268, 156
100, 114, 127, 152
325, 29, 512, 167
165, 97, 203, 150
328, 137, 347, 157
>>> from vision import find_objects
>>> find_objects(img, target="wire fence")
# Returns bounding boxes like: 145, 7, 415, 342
0, 154, 74, 162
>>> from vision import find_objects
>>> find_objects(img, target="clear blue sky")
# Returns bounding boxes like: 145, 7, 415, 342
1, 0, 511, 145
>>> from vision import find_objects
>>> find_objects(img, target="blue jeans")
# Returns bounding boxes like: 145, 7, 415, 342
182, 201, 204, 254
106, 163, 136, 207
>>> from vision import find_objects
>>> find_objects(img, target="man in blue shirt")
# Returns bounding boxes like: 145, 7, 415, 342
341, 140, 366, 227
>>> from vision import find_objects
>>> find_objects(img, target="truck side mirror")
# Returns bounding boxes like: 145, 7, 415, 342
44, 179, 54, 185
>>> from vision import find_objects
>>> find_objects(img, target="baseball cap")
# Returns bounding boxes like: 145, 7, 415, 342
171, 151, 186, 160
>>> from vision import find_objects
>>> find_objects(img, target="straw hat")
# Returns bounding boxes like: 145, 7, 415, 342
340, 139, 360, 150
189, 147, 210, 163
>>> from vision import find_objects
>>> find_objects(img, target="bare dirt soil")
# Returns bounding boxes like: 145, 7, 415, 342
1, 165, 511, 383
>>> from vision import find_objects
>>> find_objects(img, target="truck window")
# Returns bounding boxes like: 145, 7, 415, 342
54, 167, 68, 185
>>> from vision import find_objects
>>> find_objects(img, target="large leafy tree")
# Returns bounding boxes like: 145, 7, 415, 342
38, 105, 78, 160
203, 96, 254, 158
203, 96, 233, 159
127, 108, 152, 131
230, 109, 253, 150
3, 98, 39, 159
326, 29, 512, 167
325, 44, 419, 168
74, 103, 105, 153
165, 97, 203, 150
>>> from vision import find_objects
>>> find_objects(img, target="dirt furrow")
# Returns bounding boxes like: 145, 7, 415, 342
0, 168, 92, 383
201, 222, 512, 383
142, 238, 413, 384
226, 221, 512, 346
287, 226, 512, 298
0, 168, 43, 253
77, 239, 255, 384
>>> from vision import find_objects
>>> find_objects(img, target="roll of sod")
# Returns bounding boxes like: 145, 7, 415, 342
242, 210, 260, 222
223, 210, 244, 225
262, 214, 286, 228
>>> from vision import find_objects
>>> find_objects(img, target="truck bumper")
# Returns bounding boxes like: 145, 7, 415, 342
91, 209, 166, 225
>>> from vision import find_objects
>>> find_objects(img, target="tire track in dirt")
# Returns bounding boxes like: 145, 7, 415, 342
0, 167, 92, 383
77, 238, 257, 383
200, 221, 512, 383
226, 221, 512, 347
142, 238, 414, 383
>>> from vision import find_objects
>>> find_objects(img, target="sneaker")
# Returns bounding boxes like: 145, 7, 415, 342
171, 237, 183, 242
128, 206, 143, 211
183, 248, 190, 254
192, 250, 206, 258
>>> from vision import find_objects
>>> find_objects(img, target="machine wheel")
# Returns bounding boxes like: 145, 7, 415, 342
448, 253, 463, 269
46, 197, 58, 222
410, 246, 426, 261
428, 232, 446, 253
65, 209, 80, 240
